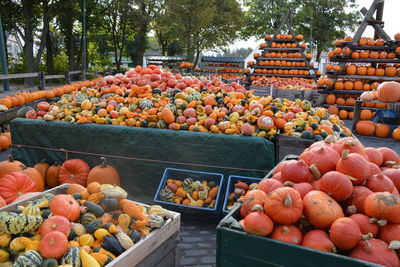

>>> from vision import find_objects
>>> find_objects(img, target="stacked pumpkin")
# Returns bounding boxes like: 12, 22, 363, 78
0, 182, 174, 266
0, 156, 120, 207
249, 76, 316, 87
238, 137, 400, 266
24, 65, 350, 140
159, 178, 219, 208
325, 94, 357, 120
0, 80, 99, 111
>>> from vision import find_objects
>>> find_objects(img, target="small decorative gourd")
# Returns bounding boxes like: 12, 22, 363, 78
0, 249, 9, 263
115, 226, 134, 250
80, 213, 96, 226
70, 222, 86, 236
148, 205, 174, 219
61, 247, 81, 267
10, 237, 30, 251
78, 234, 94, 247
183, 178, 194, 193
20, 205, 41, 216
13, 250, 42, 266
117, 214, 130, 233
0, 212, 42, 234
148, 214, 164, 229
99, 185, 127, 199
0, 234, 11, 248
159, 188, 174, 202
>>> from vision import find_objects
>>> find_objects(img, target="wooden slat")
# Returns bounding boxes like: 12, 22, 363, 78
69, 70, 82, 75
45, 74, 65, 80
0, 72, 39, 80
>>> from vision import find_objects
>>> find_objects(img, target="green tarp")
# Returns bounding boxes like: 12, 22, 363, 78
10, 118, 275, 204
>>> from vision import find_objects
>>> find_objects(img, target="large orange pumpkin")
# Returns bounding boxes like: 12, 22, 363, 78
327, 105, 339, 115
364, 192, 400, 223
58, 159, 90, 186
47, 164, 61, 188
20, 165, 44, 192
376, 82, 400, 102
86, 157, 120, 186
34, 161, 49, 186
264, 187, 303, 224
360, 109, 373, 120
325, 94, 336, 105
0, 155, 24, 178
0, 171, 37, 204
393, 127, 400, 141
375, 124, 390, 138
50, 194, 81, 221
356, 120, 375, 136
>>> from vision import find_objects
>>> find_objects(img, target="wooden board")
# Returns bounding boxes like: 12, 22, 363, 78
0, 184, 181, 267
275, 134, 315, 162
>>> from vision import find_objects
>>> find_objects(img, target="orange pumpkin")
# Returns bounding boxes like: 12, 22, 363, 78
356, 120, 375, 136
375, 123, 390, 138
66, 183, 86, 195
47, 163, 61, 188
377, 82, 400, 102
58, 159, 90, 186
346, 65, 357, 75
264, 187, 303, 224
393, 127, 400, 141
0, 155, 24, 178
338, 110, 348, 119
336, 98, 345, 105
360, 109, 373, 120
86, 157, 120, 186
0, 171, 37, 204
20, 165, 44, 192
325, 94, 336, 105
50, 194, 81, 221
327, 105, 339, 115
39, 231, 69, 259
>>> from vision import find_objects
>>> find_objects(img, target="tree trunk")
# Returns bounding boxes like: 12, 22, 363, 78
193, 49, 201, 70
23, 0, 34, 87
316, 47, 322, 63
65, 16, 75, 71
137, 26, 147, 66
46, 26, 55, 74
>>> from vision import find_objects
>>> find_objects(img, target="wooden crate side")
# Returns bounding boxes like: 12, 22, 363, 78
273, 89, 305, 101
275, 134, 314, 162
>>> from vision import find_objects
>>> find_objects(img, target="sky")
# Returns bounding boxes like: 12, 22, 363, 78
224, 0, 400, 53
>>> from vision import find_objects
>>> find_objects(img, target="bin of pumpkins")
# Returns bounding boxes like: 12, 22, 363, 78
236, 136, 400, 267
0, 182, 175, 267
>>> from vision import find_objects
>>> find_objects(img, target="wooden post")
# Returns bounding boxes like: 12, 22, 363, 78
352, 100, 362, 132
38, 71, 45, 90
65, 71, 71, 84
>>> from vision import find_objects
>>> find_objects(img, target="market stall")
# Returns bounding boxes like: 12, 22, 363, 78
195, 56, 247, 82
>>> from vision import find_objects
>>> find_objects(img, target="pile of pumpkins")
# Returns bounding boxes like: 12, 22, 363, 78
238, 136, 400, 266
0, 80, 99, 111
0, 182, 174, 266
20, 65, 351, 141
0, 156, 120, 206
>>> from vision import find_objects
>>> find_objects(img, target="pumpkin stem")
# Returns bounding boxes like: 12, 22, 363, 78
388, 241, 400, 250
345, 205, 357, 215
377, 219, 387, 226
299, 215, 311, 227
384, 161, 397, 167
282, 226, 289, 235
361, 233, 373, 241
331, 247, 337, 253
283, 181, 295, 187
7, 155, 14, 162
347, 175, 358, 182
309, 164, 321, 180
341, 149, 350, 159
284, 194, 292, 206
251, 204, 264, 212
19, 164, 27, 170
324, 135, 338, 144
101, 157, 107, 168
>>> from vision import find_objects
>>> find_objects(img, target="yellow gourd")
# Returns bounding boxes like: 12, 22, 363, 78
117, 214, 130, 233
93, 229, 111, 241
80, 248, 101, 267
24, 239, 39, 252
68, 240, 80, 247
79, 234, 94, 247
90, 252, 113, 266
0, 234, 11, 248
94, 248, 116, 259
9, 237, 30, 251
0, 249, 9, 263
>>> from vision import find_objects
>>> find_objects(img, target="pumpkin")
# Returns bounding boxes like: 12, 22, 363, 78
364, 192, 400, 223
0, 155, 24, 178
356, 121, 375, 136
346, 186, 373, 213
336, 150, 369, 185
350, 214, 379, 236
325, 94, 336, 105
33, 161, 49, 186
264, 187, 303, 224
0, 196, 5, 208
87, 157, 120, 186
242, 189, 267, 214
366, 173, 394, 193
302, 230, 336, 253
49, 194, 81, 222
379, 223, 400, 245
334, 137, 366, 157
257, 179, 283, 195
327, 105, 339, 115
303, 190, 344, 229
299, 146, 340, 175
365, 147, 383, 166
377, 147, 399, 164
350, 239, 399, 267
280, 160, 313, 183
285, 182, 314, 199
40, 215, 71, 237
243, 205, 273, 236
383, 169, 400, 191
58, 159, 90, 186
375, 124, 390, 138
319, 171, 353, 201
368, 162, 381, 176
87, 182, 100, 194
376, 82, 400, 103
46, 164, 61, 188
19, 165, 44, 192
360, 109, 373, 120
329, 217, 363, 250
360, 91, 375, 101
39, 231, 69, 259
67, 183, 86, 195
0, 171, 37, 204
270, 225, 302, 245
393, 127, 400, 140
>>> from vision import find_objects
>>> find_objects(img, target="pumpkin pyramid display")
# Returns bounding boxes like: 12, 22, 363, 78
238, 136, 400, 267
25, 64, 351, 141
0, 182, 175, 266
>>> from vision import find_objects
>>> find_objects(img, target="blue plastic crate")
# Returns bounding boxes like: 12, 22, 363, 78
222, 175, 261, 215
154, 168, 225, 219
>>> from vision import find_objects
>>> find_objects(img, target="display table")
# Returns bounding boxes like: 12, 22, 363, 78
10, 118, 275, 203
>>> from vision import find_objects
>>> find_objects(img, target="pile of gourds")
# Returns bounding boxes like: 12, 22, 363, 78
225, 181, 258, 212
22, 65, 351, 140
160, 178, 219, 208
0, 182, 174, 267
237, 136, 400, 266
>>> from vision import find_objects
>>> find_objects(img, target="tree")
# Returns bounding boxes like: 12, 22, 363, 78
166, 0, 244, 66
294, 0, 360, 61
241, 0, 295, 39
152, 7, 178, 55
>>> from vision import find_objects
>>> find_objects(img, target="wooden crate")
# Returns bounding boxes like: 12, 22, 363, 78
273, 89, 305, 101
249, 85, 273, 96
0, 184, 181, 267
